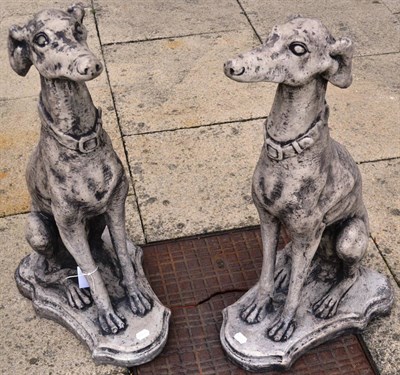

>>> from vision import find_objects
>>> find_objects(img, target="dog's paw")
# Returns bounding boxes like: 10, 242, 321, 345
128, 290, 153, 317
98, 308, 126, 334
240, 297, 272, 324
64, 282, 92, 309
313, 292, 341, 319
267, 315, 295, 342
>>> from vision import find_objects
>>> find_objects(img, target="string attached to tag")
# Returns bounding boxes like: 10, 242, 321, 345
65, 266, 99, 291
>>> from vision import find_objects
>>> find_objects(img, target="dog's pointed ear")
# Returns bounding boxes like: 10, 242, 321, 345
323, 38, 354, 88
67, 3, 85, 23
8, 25, 32, 76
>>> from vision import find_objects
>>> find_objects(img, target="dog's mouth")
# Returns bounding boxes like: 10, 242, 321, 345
230, 67, 245, 76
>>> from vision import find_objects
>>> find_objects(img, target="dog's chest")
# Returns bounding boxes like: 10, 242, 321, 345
47, 149, 126, 212
252, 152, 325, 217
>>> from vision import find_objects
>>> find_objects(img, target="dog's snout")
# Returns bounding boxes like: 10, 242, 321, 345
224, 60, 246, 78
76, 57, 103, 79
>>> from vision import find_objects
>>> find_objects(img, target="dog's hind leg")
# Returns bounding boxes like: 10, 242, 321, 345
313, 216, 368, 319
26, 212, 92, 309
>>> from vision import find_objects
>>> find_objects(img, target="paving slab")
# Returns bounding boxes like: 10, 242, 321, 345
0, 9, 105, 101
361, 239, 400, 375
105, 33, 399, 159
125, 121, 262, 242
0, 214, 129, 375
240, 0, 400, 56
104, 30, 269, 135
125, 116, 399, 243
327, 53, 400, 162
382, 0, 400, 13
0, 87, 134, 217
93, 0, 248, 45
1, 0, 89, 18
361, 159, 400, 285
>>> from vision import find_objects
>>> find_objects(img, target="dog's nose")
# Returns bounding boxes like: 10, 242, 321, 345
77, 57, 103, 78
224, 60, 245, 77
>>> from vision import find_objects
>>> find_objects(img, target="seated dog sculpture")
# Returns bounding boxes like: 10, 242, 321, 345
224, 16, 369, 342
8, 4, 152, 334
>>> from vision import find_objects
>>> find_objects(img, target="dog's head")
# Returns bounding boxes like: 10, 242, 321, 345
224, 17, 353, 88
8, 3, 103, 81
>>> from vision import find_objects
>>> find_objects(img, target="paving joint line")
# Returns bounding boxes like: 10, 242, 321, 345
235, 0, 262, 43
122, 116, 268, 138
102, 29, 241, 47
354, 51, 400, 58
357, 334, 381, 375
357, 156, 400, 165
91, 0, 148, 243
370, 235, 400, 287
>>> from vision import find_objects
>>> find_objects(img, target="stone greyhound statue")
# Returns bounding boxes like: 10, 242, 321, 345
8, 4, 152, 334
224, 17, 369, 342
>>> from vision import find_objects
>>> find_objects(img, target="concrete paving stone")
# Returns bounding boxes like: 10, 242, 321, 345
0, 7, 106, 101
1, 0, 89, 18
0, 97, 39, 216
103, 29, 272, 135
105, 31, 398, 161
240, 0, 400, 56
361, 159, 400, 285
124, 120, 263, 242
327, 53, 400, 162
93, 0, 249, 45
361, 239, 400, 375
0, 214, 129, 375
382, 0, 400, 13
0, 87, 133, 217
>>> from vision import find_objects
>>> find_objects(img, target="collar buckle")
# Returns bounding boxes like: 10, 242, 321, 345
265, 138, 284, 161
79, 133, 99, 153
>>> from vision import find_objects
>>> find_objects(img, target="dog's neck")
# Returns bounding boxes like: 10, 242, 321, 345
39, 76, 97, 137
267, 78, 327, 143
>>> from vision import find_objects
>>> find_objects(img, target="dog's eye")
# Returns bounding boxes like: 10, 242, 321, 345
289, 42, 309, 56
75, 22, 83, 34
34, 33, 49, 47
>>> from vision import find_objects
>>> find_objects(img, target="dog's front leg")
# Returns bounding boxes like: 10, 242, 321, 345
54, 212, 125, 334
105, 183, 152, 317
241, 206, 280, 324
267, 226, 324, 341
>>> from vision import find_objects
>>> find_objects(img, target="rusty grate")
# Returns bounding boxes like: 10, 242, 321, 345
135, 227, 376, 375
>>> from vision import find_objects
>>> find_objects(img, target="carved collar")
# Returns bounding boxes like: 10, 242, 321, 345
38, 101, 104, 154
264, 106, 328, 161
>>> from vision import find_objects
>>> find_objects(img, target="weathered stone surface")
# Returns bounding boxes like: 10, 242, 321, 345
125, 121, 262, 242
104, 30, 269, 135
0, 214, 129, 375
361, 159, 400, 284
93, 0, 248, 44
240, 0, 400, 56
362, 240, 400, 375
